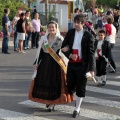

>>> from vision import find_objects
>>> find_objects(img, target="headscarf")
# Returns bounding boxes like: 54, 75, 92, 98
34, 21, 64, 65
44, 21, 68, 66
45, 20, 61, 38
104, 24, 112, 36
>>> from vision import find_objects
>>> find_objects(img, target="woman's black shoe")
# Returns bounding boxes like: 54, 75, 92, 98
46, 104, 50, 108
47, 105, 55, 112
48, 108, 52, 112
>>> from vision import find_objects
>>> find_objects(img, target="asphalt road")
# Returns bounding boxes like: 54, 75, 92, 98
0, 36, 120, 120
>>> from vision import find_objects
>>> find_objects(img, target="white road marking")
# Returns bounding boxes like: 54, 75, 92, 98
106, 81, 120, 86
19, 100, 120, 120
87, 85, 120, 96
84, 96, 120, 109
0, 109, 53, 120
115, 76, 120, 79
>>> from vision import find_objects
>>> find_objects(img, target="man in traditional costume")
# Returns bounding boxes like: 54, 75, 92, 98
61, 14, 95, 118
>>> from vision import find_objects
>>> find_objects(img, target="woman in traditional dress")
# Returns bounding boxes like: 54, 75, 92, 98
28, 21, 73, 112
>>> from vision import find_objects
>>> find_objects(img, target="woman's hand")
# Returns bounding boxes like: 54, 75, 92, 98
33, 64, 38, 70
61, 46, 69, 52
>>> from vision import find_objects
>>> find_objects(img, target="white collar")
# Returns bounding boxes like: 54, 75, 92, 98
75, 28, 83, 33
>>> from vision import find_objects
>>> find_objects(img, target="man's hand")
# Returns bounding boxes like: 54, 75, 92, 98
95, 57, 98, 59
90, 71, 94, 78
69, 54, 78, 61
12, 30, 15, 35
7, 32, 10, 37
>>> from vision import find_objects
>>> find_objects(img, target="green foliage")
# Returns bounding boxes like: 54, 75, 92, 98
26, 0, 36, 7
86, 0, 92, 4
84, 0, 93, 11
48, 6, 56, 21
0, 0, 29, 25
41, 25, 46, 32
96, 0, 120, 7
0, 25, 2, 31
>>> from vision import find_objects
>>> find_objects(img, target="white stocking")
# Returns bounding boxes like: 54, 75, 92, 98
102, 75, 106, 82
73, 92, 77, 100
97, 76, 102, 83
75, 96, 83, 112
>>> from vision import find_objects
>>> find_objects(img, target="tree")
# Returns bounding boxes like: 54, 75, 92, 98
96, 0, 120, 7
0, 0, 28, 25
85, 0, 93, 10
25, 0, 36, 8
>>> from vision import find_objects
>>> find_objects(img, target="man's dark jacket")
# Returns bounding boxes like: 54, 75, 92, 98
61, 29, 95, 71
94, 40, 111, 62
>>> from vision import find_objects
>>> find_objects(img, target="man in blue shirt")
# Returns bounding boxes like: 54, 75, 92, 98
2, 8, 11, 54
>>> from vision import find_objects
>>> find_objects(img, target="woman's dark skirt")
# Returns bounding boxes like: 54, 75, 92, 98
28, 53, 73, 104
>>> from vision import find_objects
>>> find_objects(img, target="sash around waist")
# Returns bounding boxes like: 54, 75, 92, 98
69, 59, 82, 63
69, 49, 82, 62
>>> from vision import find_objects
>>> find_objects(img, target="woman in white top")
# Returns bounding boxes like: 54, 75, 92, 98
103, 16, 116, 73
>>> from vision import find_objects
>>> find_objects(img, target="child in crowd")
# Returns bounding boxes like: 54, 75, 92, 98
94, 29, 111, 86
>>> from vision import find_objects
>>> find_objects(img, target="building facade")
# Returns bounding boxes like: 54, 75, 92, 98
22, 0, 86, 32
